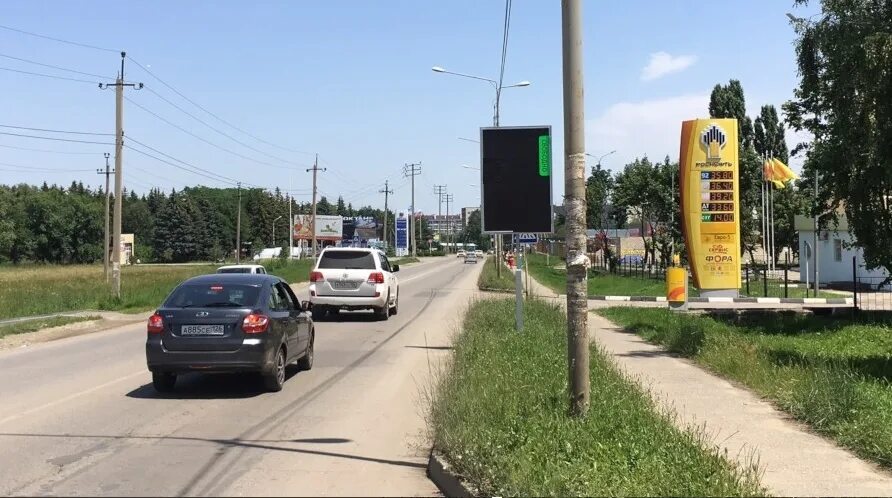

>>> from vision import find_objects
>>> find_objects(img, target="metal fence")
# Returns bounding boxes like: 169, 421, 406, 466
855, 275, 892, 311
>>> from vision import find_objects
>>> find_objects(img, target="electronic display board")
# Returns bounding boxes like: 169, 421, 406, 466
679, 118, 741, 292
480, 126, 553, 234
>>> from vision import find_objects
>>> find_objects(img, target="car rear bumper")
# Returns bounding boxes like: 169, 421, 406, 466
145, 337, 276, 374
309, 294, 387, 310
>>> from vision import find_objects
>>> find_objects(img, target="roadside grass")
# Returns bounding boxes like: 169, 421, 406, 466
528, 252, 840, 298
0, 260, 315, 319
264, 258, 314, 284
599, 307, 892, 468
477, 256, 514, 291
0, 315, 100, 339
430, 298, 764, 496
390, 256, 421, 266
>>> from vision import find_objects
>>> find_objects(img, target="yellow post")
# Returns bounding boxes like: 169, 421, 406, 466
667, 265, 688, 310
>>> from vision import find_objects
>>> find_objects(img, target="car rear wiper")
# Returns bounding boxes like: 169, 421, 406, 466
204, 302, 245, 307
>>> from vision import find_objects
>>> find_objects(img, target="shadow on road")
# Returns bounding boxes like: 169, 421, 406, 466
125, 369, 304, 400
0, 432, 424, 469
404, 345, 453, 351
316, 311, 382, 323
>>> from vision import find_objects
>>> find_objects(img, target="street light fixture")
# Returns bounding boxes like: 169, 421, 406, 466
462, 164, 480, 170
272, 215, 283, 246
431, 65, 531, 126
458, 137, 480, 144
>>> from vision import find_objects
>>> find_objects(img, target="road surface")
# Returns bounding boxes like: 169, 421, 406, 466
0, 257, 481, 496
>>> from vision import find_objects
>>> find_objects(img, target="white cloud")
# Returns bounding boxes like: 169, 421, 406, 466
586, 93, 709, 169
641, 52, 698, 81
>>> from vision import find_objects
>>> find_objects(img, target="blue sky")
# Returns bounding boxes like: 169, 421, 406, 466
0, 0, 817, 214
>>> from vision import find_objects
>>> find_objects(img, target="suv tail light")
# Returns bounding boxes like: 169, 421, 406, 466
147, 312, 164, 334
242, 313, 270, 334
367, 272, 385, 284
310, 271, 324, 282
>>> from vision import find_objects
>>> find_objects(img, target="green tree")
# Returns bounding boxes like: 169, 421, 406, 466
785, 0, 892, 272
316, 196, 333, 216
336, 196, 347, 216
614, 157, 660, 265
585, 163, 613, 230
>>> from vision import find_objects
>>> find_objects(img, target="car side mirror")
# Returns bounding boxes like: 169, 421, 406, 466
392, 264, 400, 272
301, 300, 312, 312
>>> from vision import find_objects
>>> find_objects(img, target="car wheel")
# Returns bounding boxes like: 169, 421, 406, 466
152, 372, 177, 393
313, 306, 327, 321
389, 291, 399, 316
263, 346, 286, 392
297, 331, 314, 371
378, 293, 390, 321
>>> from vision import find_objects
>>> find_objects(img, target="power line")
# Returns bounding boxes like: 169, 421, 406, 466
498, 0, 513, 90
0, 52, 112, 80
0, 131, 113, 145
143, 87, 308, 168
125, 96, 296, 171
0, 161, 95, 172
124, 144, 236, 187
0, 24, 119, 53
0, 142, 100, 155
124, 137, 248, 187
0, 65, 101, 84
127, 55, 314, 157
0, 124, 112, 136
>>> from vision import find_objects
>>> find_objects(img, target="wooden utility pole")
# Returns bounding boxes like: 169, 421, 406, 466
97, 152, 113, 281
306, 154, 326, 259
445, 193, 454, 253
99, 52, 142, 299
561, 0, 590, 416
380, 180, 393, 250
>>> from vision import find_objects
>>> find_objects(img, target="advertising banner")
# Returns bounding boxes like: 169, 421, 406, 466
395, 215, 408, 257
679, 118, 741, 293
293, 214, 343, 241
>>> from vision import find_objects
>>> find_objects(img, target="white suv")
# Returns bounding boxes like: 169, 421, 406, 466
309, 248, 400, 320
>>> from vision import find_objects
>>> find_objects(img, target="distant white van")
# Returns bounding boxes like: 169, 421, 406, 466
216, 264, 267, 274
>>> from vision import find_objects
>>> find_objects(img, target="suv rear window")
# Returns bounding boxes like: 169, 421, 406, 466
317, 251, 376, 270
164, 284, 262, 308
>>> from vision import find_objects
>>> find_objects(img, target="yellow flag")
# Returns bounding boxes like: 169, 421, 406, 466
772, 179, 785, 189
763, 160, 775, 182
771, 158, 799, 183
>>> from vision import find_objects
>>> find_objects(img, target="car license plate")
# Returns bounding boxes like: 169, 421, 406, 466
331, 280, 358, 290
181, 324, 225, 336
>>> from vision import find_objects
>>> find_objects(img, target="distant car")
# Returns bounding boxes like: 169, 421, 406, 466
145, 273, 314, 393
474, 250, 484, 257
217, 264, 267, 274
456, 250, 467, 258
309, 247, 399, 320
464, 252, 478, 264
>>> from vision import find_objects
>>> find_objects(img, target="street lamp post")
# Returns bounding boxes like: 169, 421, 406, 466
585, 150, 616, 234
272, 215, 283, 247
432, 66, 529, 127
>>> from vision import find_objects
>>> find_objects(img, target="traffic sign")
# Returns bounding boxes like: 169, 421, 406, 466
516, 233, 538, 244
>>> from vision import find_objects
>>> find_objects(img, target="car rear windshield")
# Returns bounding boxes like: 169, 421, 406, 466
217, 268, 252, 274
317, 251, 376, 270
164, 283, 262, 308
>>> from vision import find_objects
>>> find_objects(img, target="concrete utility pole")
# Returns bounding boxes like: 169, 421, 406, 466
561, 0, 590, 417
445, 193, 454, 253
235, 182, 242, 263
307, 154, 326, 260
434, 184, 447, 250
379, 180, 393, 250
99, 52, 142, 299
97, 152, 113, 282
404, 162, 422, 257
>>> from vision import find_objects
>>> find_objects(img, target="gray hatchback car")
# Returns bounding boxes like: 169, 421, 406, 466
145, 273, 314, 393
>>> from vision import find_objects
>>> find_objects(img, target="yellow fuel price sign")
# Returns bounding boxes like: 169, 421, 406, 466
679, 118, 741, 291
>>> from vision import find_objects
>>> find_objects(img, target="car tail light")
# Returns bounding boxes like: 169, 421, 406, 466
242, 313, 270, 334
310, 271, 324, 282
368, 272, 385, 284
147, 312, 164, 334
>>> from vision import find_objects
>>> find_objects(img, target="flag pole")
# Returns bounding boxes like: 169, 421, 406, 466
761, 154, 768, 268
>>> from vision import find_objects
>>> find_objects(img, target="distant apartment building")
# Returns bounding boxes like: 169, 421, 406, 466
424, 214, 462, 235
461, 206, 479, 227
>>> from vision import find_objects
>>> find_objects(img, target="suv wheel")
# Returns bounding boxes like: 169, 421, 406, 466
389, 291, 399, 316
378, 293, 390, 321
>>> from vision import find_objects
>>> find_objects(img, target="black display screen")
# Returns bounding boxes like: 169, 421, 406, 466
480, 126, 553, 233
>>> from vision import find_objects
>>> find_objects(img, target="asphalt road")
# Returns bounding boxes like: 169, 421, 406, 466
0, 257, 482, 496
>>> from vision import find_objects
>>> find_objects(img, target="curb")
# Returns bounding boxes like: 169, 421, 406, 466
478, 287, 515, 294
427, 451, 473, 498
588, 295, 853, 305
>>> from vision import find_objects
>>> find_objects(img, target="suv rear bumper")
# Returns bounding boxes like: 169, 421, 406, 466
309, 294, 388, 310
145, 337, 276, 374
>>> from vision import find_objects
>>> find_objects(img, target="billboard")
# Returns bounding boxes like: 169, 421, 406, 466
395, 215, 408, 257
679, 118, 741, 293
480, 126, 553, 234
293, 214, 343, 241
